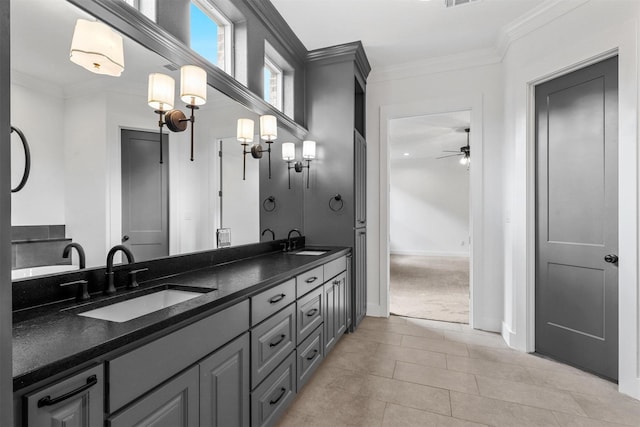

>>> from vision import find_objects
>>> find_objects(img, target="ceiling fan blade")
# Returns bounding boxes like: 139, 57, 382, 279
436, 153, 462, 159
442, 150, 460, 153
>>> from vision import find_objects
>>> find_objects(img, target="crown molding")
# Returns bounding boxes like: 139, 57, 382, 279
496, 0, 590, 59
369, 46, 501, 83
369, 0, 591, 84
307, 41, 372, 81
243, 0, 308, 64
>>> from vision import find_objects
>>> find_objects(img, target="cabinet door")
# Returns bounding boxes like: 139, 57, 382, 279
354, 131, 367, 227
354, 229, 367, 329
24, 365, 103, 427
200, 333, 250, 427
108, 366, 198, 427
323, 282, 336, 354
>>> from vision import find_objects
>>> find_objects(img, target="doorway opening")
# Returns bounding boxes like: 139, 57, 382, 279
388, 110, 470, 324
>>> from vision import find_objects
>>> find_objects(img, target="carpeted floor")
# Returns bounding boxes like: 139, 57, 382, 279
390, 255, 469, 324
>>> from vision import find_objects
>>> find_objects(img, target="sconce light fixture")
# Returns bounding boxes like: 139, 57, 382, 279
237, 115, 278, 180
70, 19, 125, 77
147, 65, 207, 163
282, 140, 316, 189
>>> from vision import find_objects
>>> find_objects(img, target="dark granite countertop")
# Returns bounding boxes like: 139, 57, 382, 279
13, 246, 349, 392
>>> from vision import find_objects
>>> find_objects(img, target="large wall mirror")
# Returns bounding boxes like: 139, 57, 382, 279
10, 0, 305, 274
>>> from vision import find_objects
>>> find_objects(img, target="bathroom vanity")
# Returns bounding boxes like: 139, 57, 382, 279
13, 245, 350, 427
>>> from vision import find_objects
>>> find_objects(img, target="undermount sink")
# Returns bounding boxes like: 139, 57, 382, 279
292, 250, 327, 256
78, 289, 204, 323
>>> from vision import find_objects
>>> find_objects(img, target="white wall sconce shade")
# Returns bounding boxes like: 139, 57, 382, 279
180, 65, 207, 106
70, 19, 124, 77
302, 140, 316, 160
237, 119, 255, 144
282, 142, 295, 161
148, 73, 175, 111
260, 115, 278, 141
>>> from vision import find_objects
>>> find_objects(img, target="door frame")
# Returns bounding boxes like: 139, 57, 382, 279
379, 94, 485, 329
525, 49, 638, 387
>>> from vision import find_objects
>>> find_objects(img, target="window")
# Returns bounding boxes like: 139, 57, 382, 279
190, 0, 233, 74
264, 41, 294, 117
264, 56, 283, 111
119, 0, 156, 22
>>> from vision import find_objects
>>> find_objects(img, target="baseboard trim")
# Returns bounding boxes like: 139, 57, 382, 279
390, 250, 470, 258
366, 304, 386, 318
502, 321, 518, 348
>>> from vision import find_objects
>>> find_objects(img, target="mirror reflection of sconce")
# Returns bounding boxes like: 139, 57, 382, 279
282, 141, 316, 189
237, 116, 278, 180
70, 19, 124, 77
147, 65, 207, 163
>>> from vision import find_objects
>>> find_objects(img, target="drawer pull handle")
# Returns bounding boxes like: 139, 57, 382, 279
306, 349, 319, 361
269, 294, 286, 304
306, 308, 318, 317
305, 276, 318, 283
269, 334, 286, 347
37, 375, 98, 408
270, 387, 287, 405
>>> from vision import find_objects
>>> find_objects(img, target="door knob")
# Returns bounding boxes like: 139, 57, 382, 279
604, 254, 618, 264
122, 235, 130, 242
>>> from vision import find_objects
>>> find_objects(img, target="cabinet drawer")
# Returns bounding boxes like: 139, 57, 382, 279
252, 279, 296, 326
296, 286, 323, 344
108, 299, 249, 413
24, 364, 104, 427
296, 266, 324, 297
251, 304, 295, 388
324, 256, 346, 281
297, 325, 323, 390
251, 352, 296, 427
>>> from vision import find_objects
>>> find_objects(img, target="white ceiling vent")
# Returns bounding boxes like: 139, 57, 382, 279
444, 0, 480, 8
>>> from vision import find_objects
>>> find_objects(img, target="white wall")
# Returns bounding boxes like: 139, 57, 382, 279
10, 72, 65, 225
500, 0, 640, 399
390, 156, 469, 257
367, 62, 505, 332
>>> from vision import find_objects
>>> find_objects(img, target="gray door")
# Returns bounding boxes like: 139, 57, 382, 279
121, 129, 169, 261
535, 56, 618, 380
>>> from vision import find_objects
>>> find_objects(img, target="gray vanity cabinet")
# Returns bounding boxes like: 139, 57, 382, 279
305, 42, 370, 333
200, 333, 250, 427
23, 364, 103, 427
324, 271, 347, 354
108, 366, 199, 427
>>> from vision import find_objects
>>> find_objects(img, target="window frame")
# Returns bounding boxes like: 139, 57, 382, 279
264, 55, 283, 111
191, 0, 234, 76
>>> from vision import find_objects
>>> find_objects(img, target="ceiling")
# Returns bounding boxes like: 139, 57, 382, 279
270, 0, 546, 72
389, 110, 470, 160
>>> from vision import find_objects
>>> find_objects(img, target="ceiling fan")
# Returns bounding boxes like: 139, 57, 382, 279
436, 127, 470, 166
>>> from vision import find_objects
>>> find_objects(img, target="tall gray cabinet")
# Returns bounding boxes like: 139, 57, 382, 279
304, 42, 370, 331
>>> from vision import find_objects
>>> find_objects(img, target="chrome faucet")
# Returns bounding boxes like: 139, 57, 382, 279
287, 229, 302, 251
262, 228, 276, 241
62, 242, 86, 269
105, 245, 135, 295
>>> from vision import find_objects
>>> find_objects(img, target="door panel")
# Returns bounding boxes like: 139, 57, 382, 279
121, 129, 169, 261
535, 56, 618, 380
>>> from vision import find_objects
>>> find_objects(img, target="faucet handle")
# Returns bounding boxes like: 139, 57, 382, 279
128, 268, 149, 289
60, 280, 90, 302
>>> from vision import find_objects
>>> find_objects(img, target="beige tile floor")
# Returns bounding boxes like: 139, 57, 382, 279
277, 315, 640, 427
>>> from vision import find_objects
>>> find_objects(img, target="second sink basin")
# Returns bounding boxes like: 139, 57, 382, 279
293, 250, 327, 256
79, 289, 203, 323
